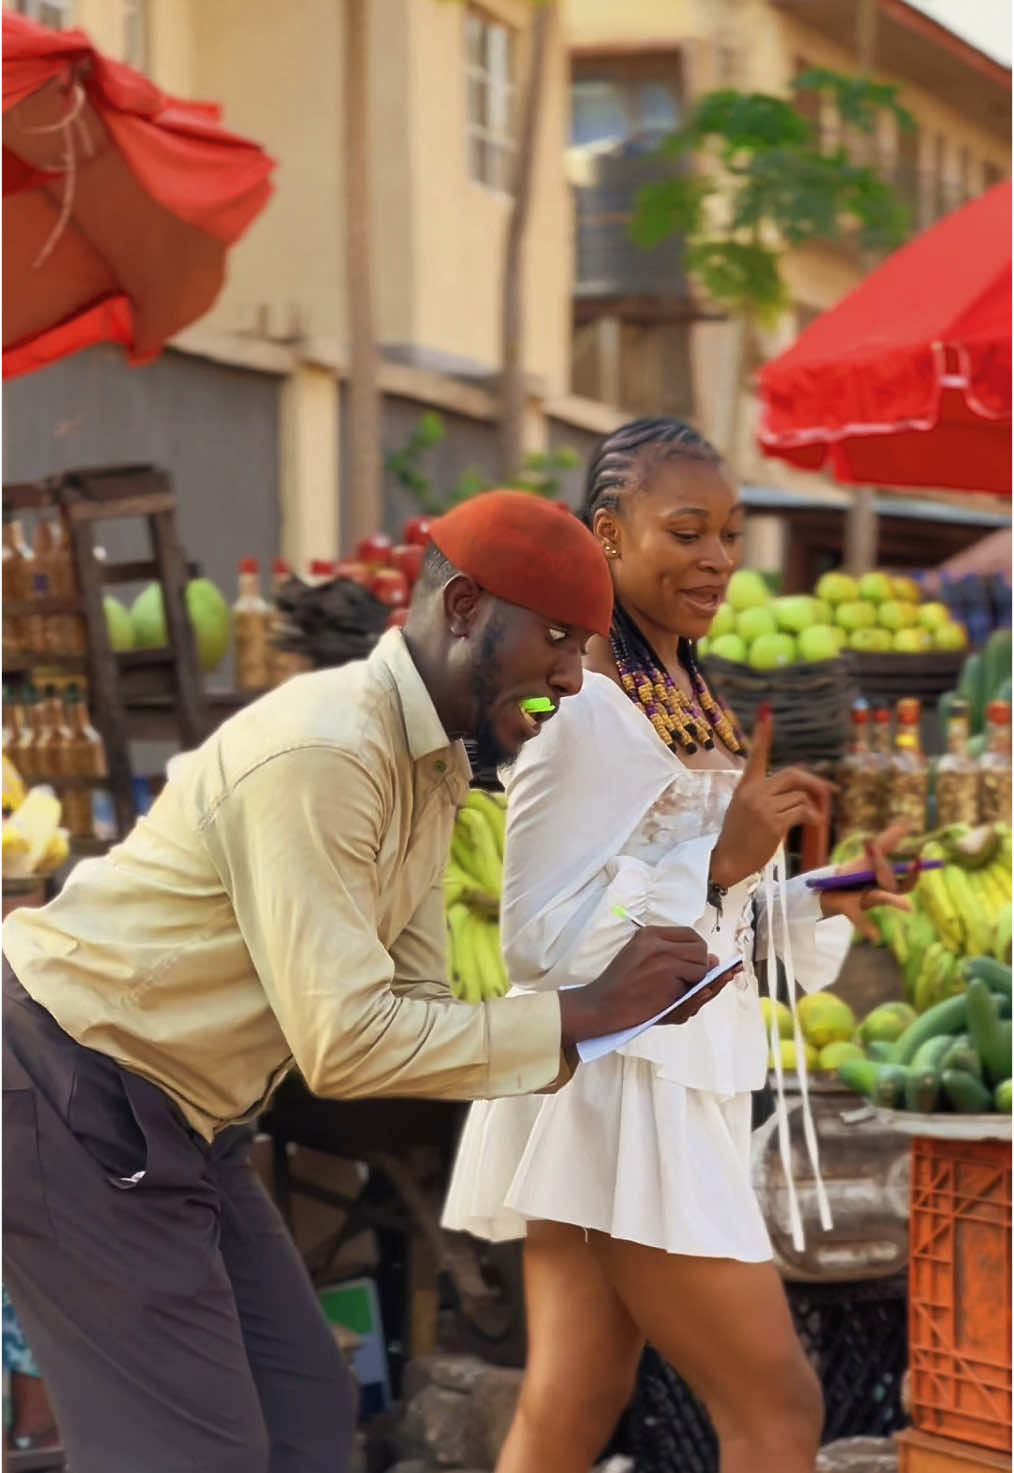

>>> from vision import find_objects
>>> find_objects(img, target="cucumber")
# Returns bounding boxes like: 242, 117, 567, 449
941, 1034, 983, 1080
996, 677, 1013, 705
905, 1066, 941, 1113
911, 1034, 955, 1071
999, 995, 1013, 1021
962, 957, 1013, 999
872, 1064, 909, 1109
941, 1069, 993, 1113
837, 1058, 880, 1097
984, 630, 1012, 703
958, 652, 987, 733
966, 978, 1013, 1087
894, 995, 969, 1066
867, 1040, 898, 1064
995, 1078, 1013, 1113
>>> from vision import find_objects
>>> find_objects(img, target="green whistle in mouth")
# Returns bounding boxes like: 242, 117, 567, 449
520, 697, 555, 714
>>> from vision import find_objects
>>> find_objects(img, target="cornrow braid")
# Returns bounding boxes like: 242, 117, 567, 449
581, 417, 721, 529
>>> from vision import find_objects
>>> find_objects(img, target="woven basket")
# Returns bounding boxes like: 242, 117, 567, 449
843, 651, 965, 709
701, 656, 861, 770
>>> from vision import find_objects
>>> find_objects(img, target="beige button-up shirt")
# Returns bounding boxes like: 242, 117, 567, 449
3, 631, 565, 1140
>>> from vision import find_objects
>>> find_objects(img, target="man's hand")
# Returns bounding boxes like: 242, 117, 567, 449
558, 926, 726, 1047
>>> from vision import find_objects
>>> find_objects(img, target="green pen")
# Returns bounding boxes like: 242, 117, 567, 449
520, 697, 555, 714
613, 905, 644, 928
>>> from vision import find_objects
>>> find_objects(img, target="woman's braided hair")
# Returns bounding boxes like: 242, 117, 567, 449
581, 417, 722, 529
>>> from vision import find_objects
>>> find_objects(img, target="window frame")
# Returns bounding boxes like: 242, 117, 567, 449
12, 0, 73, 27
465, 6, 518, 196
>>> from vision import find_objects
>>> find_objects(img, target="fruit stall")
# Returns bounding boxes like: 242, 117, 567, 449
4, 469, 1012, 1468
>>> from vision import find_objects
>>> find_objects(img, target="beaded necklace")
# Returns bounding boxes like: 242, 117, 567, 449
609, 604, 745, 757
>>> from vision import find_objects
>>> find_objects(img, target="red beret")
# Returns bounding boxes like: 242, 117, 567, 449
430, 491, 614, 639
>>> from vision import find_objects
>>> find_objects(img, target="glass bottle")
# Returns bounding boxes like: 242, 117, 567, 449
869, 707, 892, 825
2, 685, 25, 758
61, 685, 108, 839
15, 686, 40, 781
55, 509, 86, 654
935, 698, 979, 827
2, 512, 32, 657
268, 557, 311, 687
35, 685, 71, 781
886, 698, 929, 834
837, 702, 879, 835
32, 517, 67, 654
978, 700, 1012, 824
233, 558, 272, 692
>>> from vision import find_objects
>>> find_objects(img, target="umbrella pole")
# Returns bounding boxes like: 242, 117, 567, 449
845, 486, 878, 575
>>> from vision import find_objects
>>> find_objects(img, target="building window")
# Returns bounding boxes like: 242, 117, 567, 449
123, 0, 149, 72
465, 9, 517, 193
12, 0, 73, 27
570, 73, 680, 152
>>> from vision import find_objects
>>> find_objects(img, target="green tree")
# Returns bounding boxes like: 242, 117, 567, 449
631, 71, 912, 463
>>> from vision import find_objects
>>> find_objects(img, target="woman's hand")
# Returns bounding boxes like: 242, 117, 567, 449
709, 708, 834, 891
818, 823, 920, 940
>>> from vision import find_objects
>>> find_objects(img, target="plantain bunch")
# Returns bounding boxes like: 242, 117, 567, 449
445, 790, 511, 1003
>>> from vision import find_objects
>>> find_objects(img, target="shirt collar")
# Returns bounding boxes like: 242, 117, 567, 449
371, 628, 461, 763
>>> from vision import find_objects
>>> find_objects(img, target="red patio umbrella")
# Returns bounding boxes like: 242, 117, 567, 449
3, 13, 274, 379
756, 183, 1012, 496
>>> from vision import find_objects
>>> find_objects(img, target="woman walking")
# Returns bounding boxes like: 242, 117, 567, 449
443, 419, 911, 1473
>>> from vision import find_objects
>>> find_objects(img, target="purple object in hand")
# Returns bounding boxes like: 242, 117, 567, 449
806, 860, 941, 893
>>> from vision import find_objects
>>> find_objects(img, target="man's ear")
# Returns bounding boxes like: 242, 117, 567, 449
443, 574, 483, 638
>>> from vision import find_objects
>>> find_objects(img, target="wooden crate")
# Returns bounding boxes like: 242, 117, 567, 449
896, 1427, 1012, 1472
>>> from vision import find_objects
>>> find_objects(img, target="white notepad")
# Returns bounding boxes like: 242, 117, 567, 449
575, 955, 743, 1064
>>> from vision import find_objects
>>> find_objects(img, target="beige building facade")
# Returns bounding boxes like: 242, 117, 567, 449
4, 0, 1010, 578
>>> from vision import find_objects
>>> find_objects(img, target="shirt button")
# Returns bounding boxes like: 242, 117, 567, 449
434, 760, 447, 774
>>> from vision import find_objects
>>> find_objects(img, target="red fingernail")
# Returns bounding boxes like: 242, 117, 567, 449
758, 703, 772, 721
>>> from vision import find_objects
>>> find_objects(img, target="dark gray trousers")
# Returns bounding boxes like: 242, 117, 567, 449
2, 962, 357, 1473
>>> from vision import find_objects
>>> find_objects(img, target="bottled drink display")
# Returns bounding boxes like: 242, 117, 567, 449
935, 698, 978, 826
886, 698, 929, 832
232, 557, 272, 692
978, 700, 1012, 823
837, 703, 879, 834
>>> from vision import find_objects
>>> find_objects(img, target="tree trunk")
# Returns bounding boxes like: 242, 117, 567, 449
498, 2, 555, 482
344, 0, 382, 548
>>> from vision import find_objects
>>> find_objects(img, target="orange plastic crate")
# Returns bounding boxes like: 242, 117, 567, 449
896, 1427, 1012, 1472
909, 1136, 1013, 1453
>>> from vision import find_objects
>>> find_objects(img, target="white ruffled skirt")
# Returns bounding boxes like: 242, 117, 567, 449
442, 1053, 772, 1261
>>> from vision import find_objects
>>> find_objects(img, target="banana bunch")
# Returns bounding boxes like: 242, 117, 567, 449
445, 790, 510, 1003
859, 823, 1013, 1011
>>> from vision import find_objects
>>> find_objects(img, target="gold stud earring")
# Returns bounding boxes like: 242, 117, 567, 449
603, 543, 618, 559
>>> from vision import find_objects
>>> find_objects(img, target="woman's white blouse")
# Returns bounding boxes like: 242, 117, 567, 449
500, 672, 852, 1096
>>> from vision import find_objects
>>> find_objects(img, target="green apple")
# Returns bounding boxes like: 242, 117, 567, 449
933, 621, 969, 652
816, 571, 859, 606
773, 595, 819, 635
726, 569, 771, 612
849, 627, 893, 653
737, 605, 778, 643
835, 600, 876, 632
709, 602, 736, 638
858, 571, 892, 603
893, 627, 933, 653
877, 600, 919, 631
918, 601, 951, 631
710, 633, 749, 663
813, 598, 832, 624
890, 576, 922, 603
829, 626, 849, 652
798, 625, 840, 662
749, 632, 797, 670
